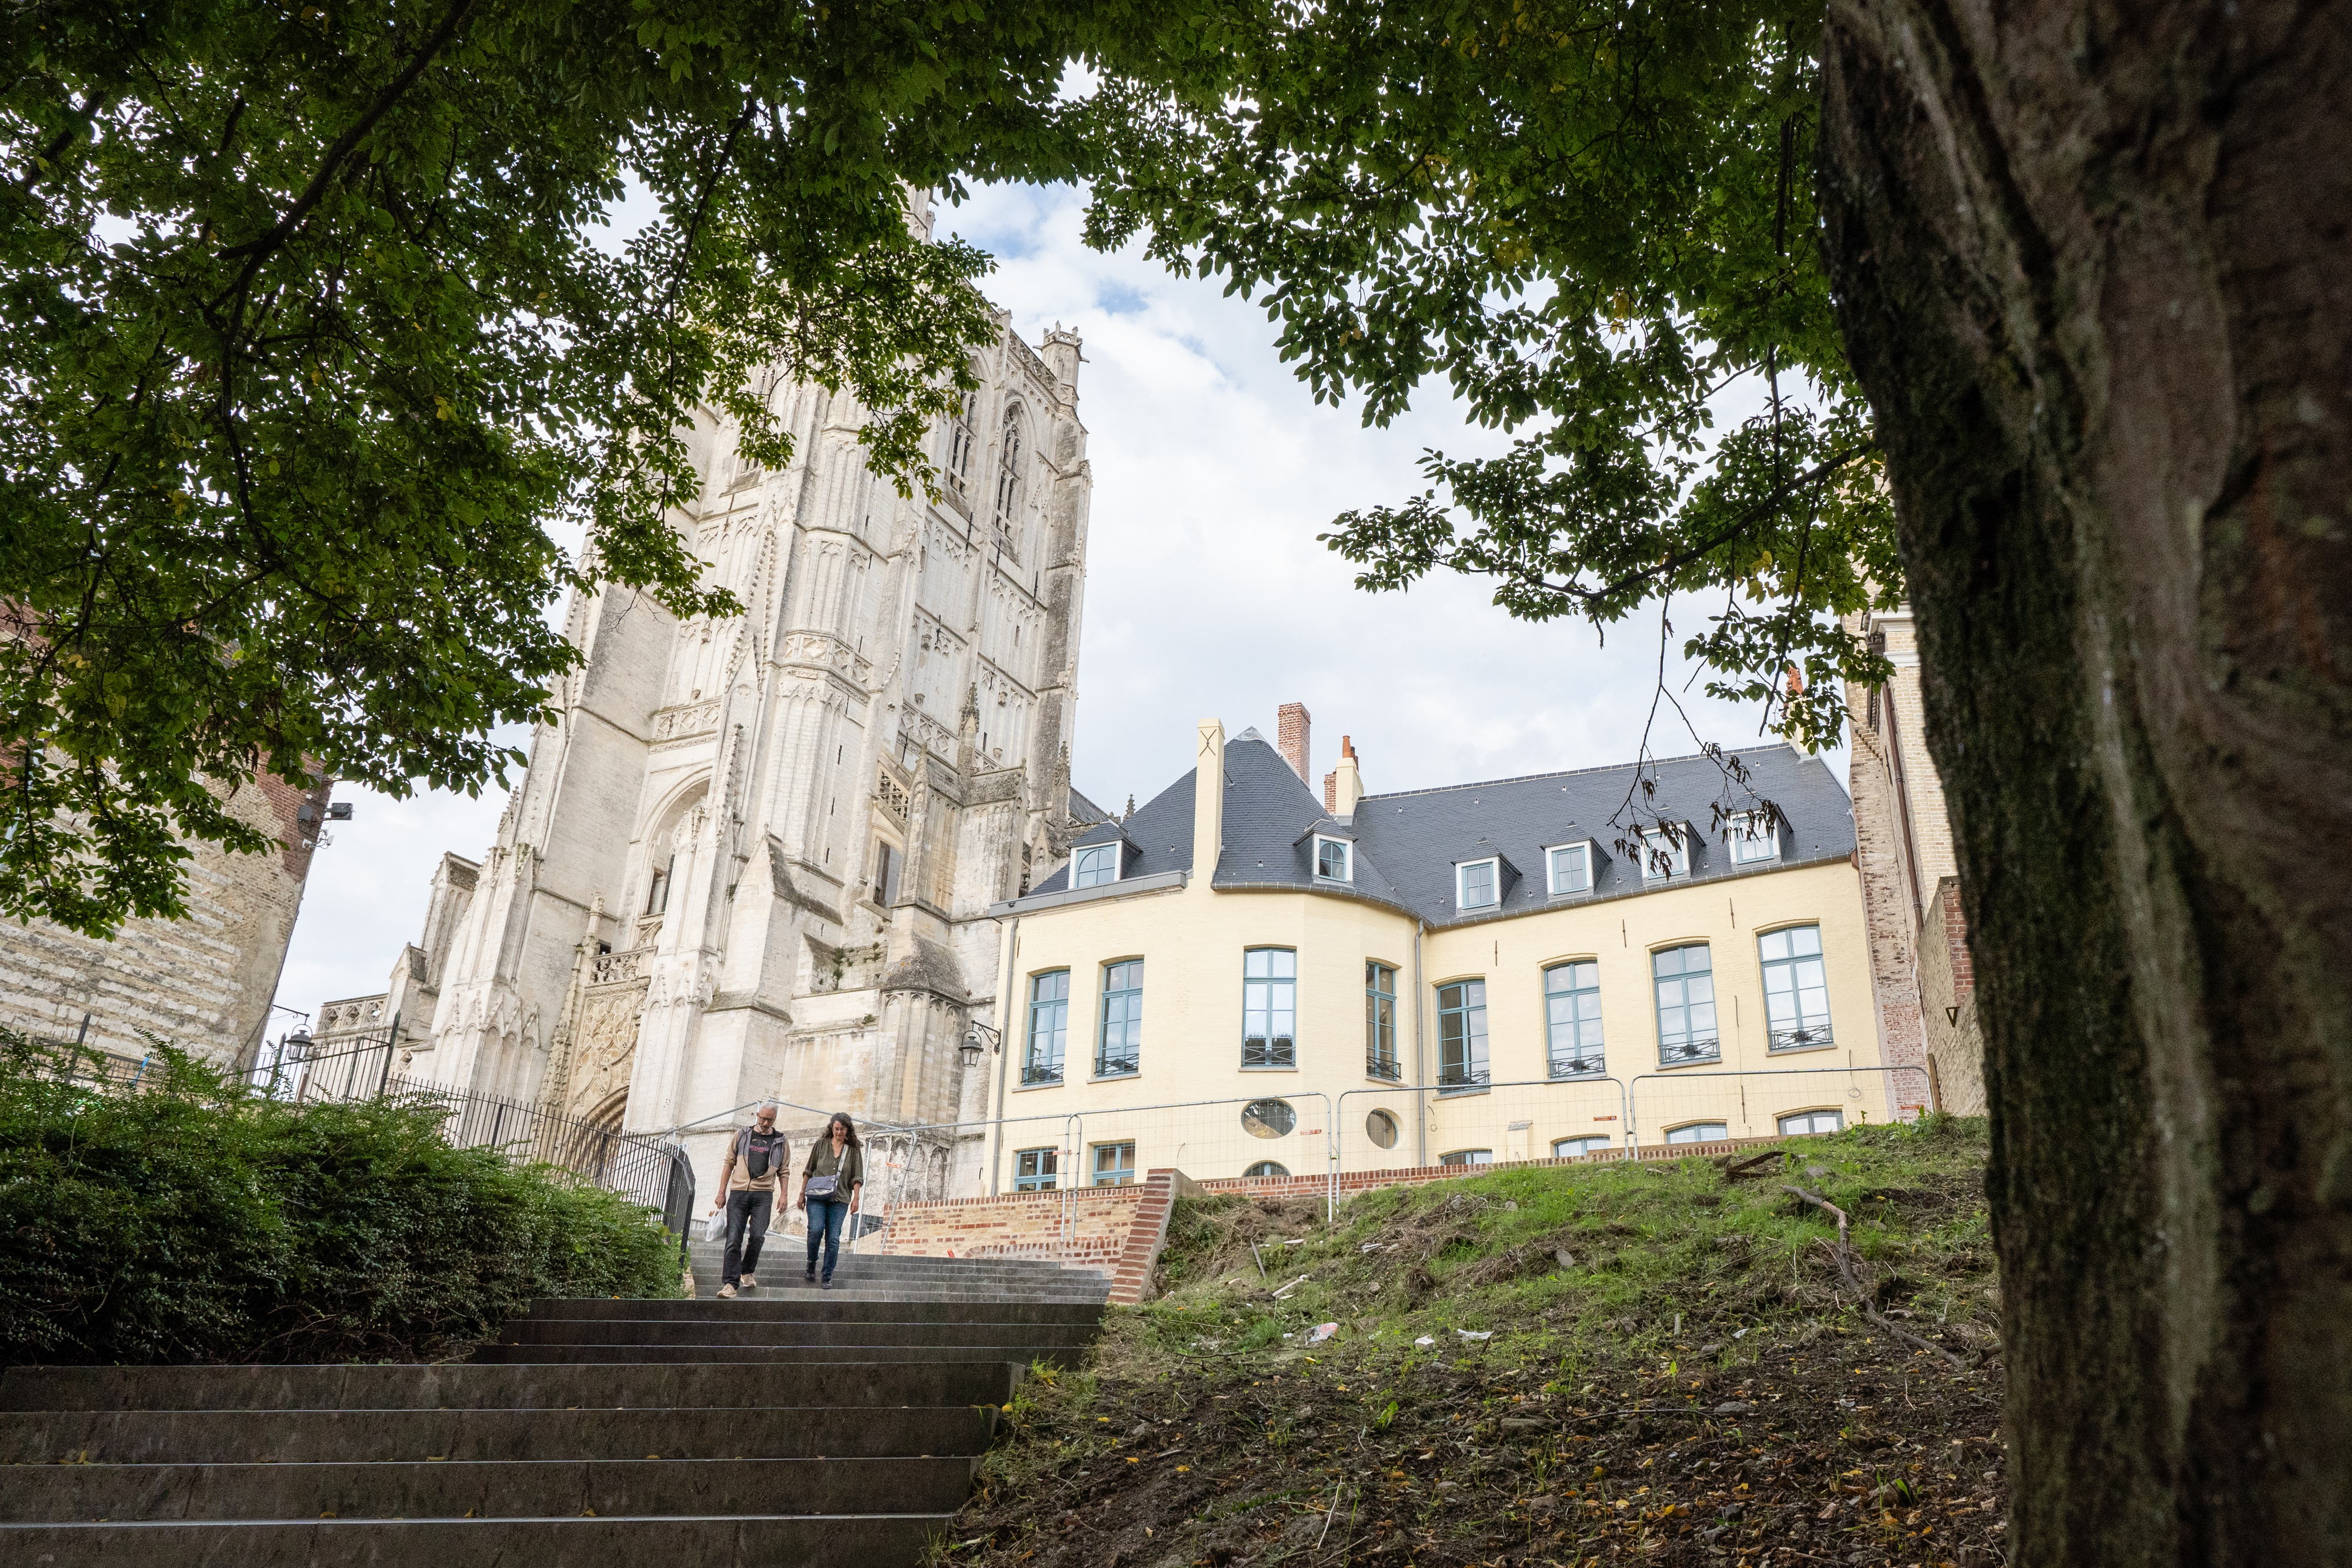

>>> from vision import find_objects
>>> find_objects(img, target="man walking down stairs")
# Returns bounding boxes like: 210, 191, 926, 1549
0, 1251, 1108, 1565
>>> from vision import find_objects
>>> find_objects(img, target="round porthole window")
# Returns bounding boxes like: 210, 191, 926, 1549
1365, 1109, 1399, 1150
1241, 1098, 1297, 1139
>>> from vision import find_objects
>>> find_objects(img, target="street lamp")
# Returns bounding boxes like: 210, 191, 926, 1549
960, 1021, 1000, 1070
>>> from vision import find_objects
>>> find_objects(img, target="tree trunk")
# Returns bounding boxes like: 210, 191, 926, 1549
1815, 1, 2351, 1562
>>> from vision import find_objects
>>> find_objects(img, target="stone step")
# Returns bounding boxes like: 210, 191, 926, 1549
0, 1360, 1018, 1414
0, 1405, 995, 1466
526, 1297, 1104, 1325
0, 1455, 977, 1522
0, 1513, 947, 1566
493, 1318, 1099, 1349
469, 1343, 1081, 1369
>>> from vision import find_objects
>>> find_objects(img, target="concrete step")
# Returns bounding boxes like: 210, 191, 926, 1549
470, 1343, 1081, 1368
0, 1405, 995, 1465
0, 1513, 947, 1566
493, 1318, 1099, 1349
1, 1360, 1018, 1414
525, 1297, 1104, 1326
0, 1455, 977, 1522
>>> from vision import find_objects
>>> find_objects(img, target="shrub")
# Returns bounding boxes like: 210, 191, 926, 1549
0, 1031, 680, 1365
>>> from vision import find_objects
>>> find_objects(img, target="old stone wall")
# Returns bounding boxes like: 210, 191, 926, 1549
0, 772, 329, 1066
1917, 877, 1987, 1114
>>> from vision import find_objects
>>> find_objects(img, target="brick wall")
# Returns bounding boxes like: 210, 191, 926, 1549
880, 1137, 1811, 1303
1916, 877, 1987, 1114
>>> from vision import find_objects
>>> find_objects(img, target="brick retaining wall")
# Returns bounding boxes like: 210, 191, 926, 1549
878, 1135, 1803, 1305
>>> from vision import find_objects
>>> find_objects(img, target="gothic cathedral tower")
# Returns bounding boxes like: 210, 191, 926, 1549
377, 283, 1096, 1202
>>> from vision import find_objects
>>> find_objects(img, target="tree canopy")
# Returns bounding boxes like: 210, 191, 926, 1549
4, 0, 1890, 931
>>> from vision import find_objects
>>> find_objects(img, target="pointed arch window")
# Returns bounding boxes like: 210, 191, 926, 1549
992, 406, 1026, 554
945, 390, 979, 506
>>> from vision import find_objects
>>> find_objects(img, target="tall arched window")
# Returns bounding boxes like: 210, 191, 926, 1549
992, 406, 1025, 543
945, 390, 979, 506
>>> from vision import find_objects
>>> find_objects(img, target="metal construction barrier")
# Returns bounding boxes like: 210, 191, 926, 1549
1334, 1076, 1632, 1185
1626, 1064, 1914, 1151
1067, 1091, 1340, 1222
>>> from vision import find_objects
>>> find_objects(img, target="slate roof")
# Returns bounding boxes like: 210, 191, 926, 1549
1030, 735, 1854, 927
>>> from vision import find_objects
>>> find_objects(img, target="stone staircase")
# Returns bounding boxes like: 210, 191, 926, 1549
0, 1251, 1108, 1565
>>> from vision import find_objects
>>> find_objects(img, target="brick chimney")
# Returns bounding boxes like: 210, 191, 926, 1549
1277, 701, 1311, 783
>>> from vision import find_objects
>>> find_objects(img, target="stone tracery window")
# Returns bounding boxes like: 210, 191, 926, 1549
991, 405, 1025, 556
945, 390, 979, 507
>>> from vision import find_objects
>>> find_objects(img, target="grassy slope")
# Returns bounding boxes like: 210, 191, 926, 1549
943, 1116, 2007, 1568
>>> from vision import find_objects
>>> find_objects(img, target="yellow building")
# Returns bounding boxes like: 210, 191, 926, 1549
977, 717, 1893, 1192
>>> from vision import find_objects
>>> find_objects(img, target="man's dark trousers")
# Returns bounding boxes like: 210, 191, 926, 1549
722, 1191, 773, 1286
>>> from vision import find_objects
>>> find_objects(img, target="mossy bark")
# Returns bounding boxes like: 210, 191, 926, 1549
1815, 0, 2351, 1562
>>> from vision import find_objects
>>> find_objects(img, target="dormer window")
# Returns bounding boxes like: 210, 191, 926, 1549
1457, 857, 1500, 910
1725, 810, 1779, 865
1315, 836, 1352, 882
1070, 842, 1118, 889
1546, 841, 1593, 895
1639, 827, 1689, 880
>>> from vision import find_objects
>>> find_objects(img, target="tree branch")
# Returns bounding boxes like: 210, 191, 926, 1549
215, 0, 481, 297
1784, 1185, 1973, 1370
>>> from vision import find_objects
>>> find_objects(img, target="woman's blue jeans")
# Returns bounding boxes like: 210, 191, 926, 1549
805, 1196, 849, 1281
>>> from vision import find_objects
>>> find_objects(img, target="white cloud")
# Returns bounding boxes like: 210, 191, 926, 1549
271, 182, 1845, 1027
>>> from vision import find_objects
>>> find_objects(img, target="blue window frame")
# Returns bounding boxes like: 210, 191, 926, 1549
1548, 842, 1592, 895
1071, 842, 1118, 888
1242, 949, 1297, 1068
1653, 944, 1720, 1064
1024, 969, 1069, 1084
1779, 1110, 1843, 1136
1013, 1146, 1058, 1190
1097, 959, 1143, 1076
1759, 925, 1833, 1049
1665, 1122, 1729, 1144
1437, 979, 1489, 1087
1544, 961, 1606, 1077
1365, 961, 1400, 1081
1457, 858, 1499, 908
1243, 1160, 1291, 1179
1553, 1135, 1612, 1158
1641, 827, 1689, 880
1439, 1149, 1494, 1166
1092, 1142, 1137, 1186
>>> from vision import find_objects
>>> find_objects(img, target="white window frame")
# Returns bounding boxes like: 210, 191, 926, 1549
1456, 857, 1501, 909
1070, 841, 1120, 888
1314, 835, 1354, 882
1725, 810, 1779, 865
1639, 827, 1690, 880
1545, 840, 1595, 896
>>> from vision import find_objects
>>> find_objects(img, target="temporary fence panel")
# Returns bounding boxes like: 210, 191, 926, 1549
1066, 1092, 1340, 1219
1626, 1065, 1914, 1153
1334, 1077, 1631, 1181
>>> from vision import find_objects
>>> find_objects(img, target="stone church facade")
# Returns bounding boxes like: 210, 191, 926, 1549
327, 290, 1100, 1201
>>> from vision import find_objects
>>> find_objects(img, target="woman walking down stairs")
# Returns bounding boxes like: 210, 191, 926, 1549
0, 1255, 1109, 1566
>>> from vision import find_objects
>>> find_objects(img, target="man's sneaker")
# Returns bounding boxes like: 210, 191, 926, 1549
739, 1275, 758, 1290
820, 1277, 835, 1290
804, 1267, 816, 1284
716, 1283, 738, 1299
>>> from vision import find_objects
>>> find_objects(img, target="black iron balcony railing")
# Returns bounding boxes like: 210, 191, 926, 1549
1094, 1048, 1140, 1078
1659, 1037, 1722, 1065
1242, 1037, 1296, 1069
1021, 1059, 1064, 1086
1548, 1054, 1608, 1079
1768, 1024, 1835, 1052
1437, 1066, 1492, 1092
1365, 1051, 1402, 1082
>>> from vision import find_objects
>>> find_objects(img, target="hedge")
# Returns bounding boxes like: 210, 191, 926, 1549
1, 1031, 681, 1365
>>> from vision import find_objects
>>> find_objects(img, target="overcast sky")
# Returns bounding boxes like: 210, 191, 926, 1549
269, 182, 1846, 1028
